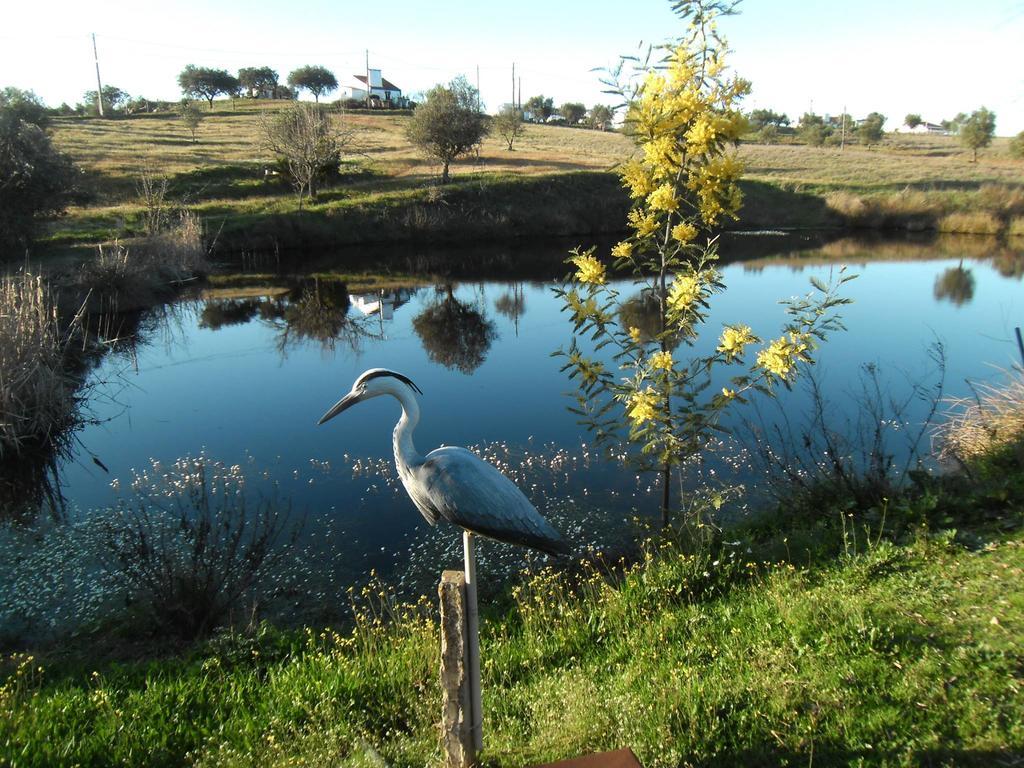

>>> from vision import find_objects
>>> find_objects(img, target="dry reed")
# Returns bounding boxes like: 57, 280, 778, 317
0, 272, 80, 459
939, 370, 1024, 462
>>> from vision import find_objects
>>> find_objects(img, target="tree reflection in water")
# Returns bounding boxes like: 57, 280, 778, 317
934, 264, 975, 306
413, 284, 497, 373
494, 283, 526, 336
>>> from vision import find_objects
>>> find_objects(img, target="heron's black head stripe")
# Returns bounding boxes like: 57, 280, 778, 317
360, 369, 424, 395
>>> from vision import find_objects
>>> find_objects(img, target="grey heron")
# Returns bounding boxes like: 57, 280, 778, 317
317, 368, 570, 556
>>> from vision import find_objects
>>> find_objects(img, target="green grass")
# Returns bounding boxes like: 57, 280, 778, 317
3, 430, 1022, 768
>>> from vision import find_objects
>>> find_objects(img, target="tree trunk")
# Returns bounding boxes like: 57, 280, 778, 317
442, 160, 450, 184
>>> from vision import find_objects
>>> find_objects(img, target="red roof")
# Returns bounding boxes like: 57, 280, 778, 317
354, 74, 401, 92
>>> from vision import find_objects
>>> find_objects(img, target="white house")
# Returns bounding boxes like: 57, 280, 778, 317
896, 121, 948, 135
339, 69, 405, 105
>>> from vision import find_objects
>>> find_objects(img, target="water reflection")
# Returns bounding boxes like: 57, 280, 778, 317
413, 284, 498, 373
934, 264, 975, 306
494, 283, 527, 336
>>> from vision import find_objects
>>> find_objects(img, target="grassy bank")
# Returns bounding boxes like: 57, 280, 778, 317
32, 106, 1024, 256
3, 397, 1022, 766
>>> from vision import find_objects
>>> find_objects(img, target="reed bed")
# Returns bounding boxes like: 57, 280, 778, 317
0, 272, 79, 459
939, 369, 1024, 462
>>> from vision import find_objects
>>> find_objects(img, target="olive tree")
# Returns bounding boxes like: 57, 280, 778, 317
238, 66, 279, 99
286, 66, 338, 103
177, 101, 204, 143
960, 107, 996, 161
559, 102, 587, 125
259, 103, 350, 204
858, 112, 886, 145
178, 65, 240, 109
904, 113, 922, 129
406, 76, 489, 183
588, 104, 614, 130
493, 104, 525, 150
1010, 130, 1024, 160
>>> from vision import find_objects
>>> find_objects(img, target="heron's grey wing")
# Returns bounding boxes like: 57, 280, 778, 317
418, 447, 568, 554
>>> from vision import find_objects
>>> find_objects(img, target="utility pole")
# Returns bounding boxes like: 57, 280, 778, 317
511, 62, 515, 109
365, 49, 370, 109
840, 103, 846, 150
517, 77, 521, 111
92, 33, 105, 117
476, 65, 480, 110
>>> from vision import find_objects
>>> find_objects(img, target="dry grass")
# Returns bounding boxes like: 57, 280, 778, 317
1008, 217, 1024, 238
939, 370, 1024, 462
937, 211, 1004, 234
0, 272, 79, 459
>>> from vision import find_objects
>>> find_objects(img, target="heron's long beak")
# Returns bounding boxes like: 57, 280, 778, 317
317, 391, 363, 425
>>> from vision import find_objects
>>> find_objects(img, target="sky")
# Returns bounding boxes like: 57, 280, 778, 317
2, 0, 1022, 135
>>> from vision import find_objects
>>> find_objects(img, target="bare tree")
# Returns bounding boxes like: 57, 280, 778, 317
259, 103, 351, 204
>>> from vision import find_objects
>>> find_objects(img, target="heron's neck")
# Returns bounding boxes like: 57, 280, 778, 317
391, 388, 423, 473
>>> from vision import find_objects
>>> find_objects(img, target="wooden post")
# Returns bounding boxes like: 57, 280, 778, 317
463, 531, 483, 752
439, 570, 475, 768
1015, 326, 1024, 368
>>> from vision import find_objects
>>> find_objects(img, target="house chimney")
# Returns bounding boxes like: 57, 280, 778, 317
369, 69, 382, 88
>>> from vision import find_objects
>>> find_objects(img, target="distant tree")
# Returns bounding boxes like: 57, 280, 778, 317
286, 66, 338, 103
238, 67, 279, 99
588, 104, 614, 131
406, 76, 489, 183
904, 113, 922, 129
81, 85, 129, 115
757, 124, 779, 144
523, 94, 554, 122
942, 112, 968, 134
959, 107, 996, 161
178, 66, 240, 109
0, 87, 48, 127
857, 112, 886, 145
798, 112, 829, 147
259, 103, 349, 204
559, 102, 587, 125
0, 100, 83, 247
748, 108, 789, 130
177, 101, 204, 143
273, 84, 297, 100
493, 105, 525, 150
1010, 131, 1024, 160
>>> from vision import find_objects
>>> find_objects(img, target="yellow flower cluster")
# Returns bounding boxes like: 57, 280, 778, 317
611, 241, 633, 259
671, 221, 698, 244
620, 161, 655, 200
647, 184, 680, 213
627, 208, 660, 237
628, 326, 642, 343
650, 350, 673, 371
717, 324, 756, 360
756, 332, 812, 380
628, 387, 659, 425
667, 273, 701, 314
571, 252, 607, 285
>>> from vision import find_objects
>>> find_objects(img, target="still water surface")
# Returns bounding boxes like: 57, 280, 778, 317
48, 234, 1024, 591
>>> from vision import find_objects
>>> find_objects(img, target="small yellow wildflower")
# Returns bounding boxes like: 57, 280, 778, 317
721, 387, 736, 399
671, 221, 698, 244
650, 351, 673, 371
628, 326, 642, 343
611, 241, 633, 259
717, 325, 756, 360
647, 184, 680, 213
571, 252, 607, 285
627, 387, 659, 425
667, 273, 701, 314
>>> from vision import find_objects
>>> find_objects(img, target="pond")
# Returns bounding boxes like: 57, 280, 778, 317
4, 232, 1023, 635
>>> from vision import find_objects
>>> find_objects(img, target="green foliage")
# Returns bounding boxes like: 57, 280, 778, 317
177, 101, 204, 143
559, 101, 587, 125
0, 102, 83, 248
0, 87, 49, 127
798, 112, 830, 146
958, 107, 997, 161
857, 111, 886, 145
524, 94, 554, 121
259, 103, 350, 203
757, 123, 779, 144
238, 66, 279, 99
81, 84, 129, 115
493, 104, 525, 150
286, 65, 338, 103
1011, 131, 1024, 160
748, 107, 789, 129
178, 65, 240, 108
904, 113, 922, 129
587, 104, 614, 130
405, 76, 488, 183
